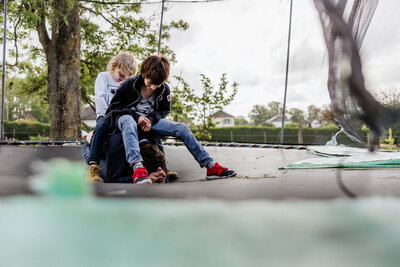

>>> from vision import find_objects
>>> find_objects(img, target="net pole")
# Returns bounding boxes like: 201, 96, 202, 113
280, 0, 293, 144
1, 0, 8, 142
157, 0, 166, 53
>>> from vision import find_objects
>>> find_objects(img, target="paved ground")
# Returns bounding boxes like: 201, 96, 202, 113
1, 144, 400, 200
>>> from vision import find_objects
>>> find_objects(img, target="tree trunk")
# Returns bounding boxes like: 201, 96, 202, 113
44, 2, 81, 141
298, 116, 303, 144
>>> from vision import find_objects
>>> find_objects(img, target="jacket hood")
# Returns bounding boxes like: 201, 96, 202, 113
132, 74, 165, 96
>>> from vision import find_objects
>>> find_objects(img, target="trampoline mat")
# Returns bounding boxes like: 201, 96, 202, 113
2, 144, 400, 199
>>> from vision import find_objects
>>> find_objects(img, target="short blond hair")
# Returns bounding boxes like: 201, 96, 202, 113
107, 51, 138, 77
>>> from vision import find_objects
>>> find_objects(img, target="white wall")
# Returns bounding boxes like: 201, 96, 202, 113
214, 117, 235, 128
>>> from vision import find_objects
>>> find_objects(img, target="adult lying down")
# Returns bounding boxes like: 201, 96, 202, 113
82, 130, 178, 183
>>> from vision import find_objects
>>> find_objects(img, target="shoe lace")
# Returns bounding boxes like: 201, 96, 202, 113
208, 163, 227, 175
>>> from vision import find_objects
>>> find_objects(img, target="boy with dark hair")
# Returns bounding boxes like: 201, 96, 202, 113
105, 54, 237, 184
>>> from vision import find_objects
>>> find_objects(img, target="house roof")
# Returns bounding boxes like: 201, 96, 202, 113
212, 110, 235, 118
81, 106, 96, 120
266, 115, 292, 123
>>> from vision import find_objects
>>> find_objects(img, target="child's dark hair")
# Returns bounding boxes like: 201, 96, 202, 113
140, 54, 170, 85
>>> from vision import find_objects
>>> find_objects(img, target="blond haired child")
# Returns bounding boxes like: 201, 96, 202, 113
86, 51, 138, 182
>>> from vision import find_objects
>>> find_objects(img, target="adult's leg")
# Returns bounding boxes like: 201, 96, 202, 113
117, 115, 143, 166
105, 131, 169, 183
105, 131, 133, 183
151, 119, 213, 167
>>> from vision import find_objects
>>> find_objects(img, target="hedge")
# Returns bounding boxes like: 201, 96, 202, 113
4, 120, 51, 140
3, 120, 369, 145
206, 125, 369, 145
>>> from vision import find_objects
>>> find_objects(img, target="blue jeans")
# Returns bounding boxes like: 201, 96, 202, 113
118, 116, 213, 168
87, 116, 108, 164
117, 115, 143, 166
152, 119, 213, 168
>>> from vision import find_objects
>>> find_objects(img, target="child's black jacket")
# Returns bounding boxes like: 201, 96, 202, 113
105, 74, 171, 132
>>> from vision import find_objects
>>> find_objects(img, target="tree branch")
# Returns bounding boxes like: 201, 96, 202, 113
8, 5, 23, 67
79, 0, 157, 5
80, 4, 123, 30
23, 2, 52, 54
36, 19, 51, 54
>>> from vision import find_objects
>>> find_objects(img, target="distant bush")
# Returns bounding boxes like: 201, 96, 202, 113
260, 122, 273, 127
285, 122, 300, 128
29, 134, 50, 141
319, 124, 340, 130
4, 120, 50, 140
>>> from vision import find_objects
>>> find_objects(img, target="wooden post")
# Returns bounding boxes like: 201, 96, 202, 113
298, 116, 303, 144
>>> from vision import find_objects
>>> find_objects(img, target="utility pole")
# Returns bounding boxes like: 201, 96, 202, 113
158, 0, 166, 53
1, 0, 8, 142
280, 0, 293, 144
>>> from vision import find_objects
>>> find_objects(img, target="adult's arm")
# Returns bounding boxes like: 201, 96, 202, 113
148, 167, 167, 183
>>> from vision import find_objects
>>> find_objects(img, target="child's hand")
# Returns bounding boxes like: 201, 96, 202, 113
141, 123, 151, 132
141, 121, 151, 132
138, 116, 151, 132
138, 116, 150, 126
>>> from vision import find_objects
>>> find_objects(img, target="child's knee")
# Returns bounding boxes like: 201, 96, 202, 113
175, 123, 191, 136
118, 115, 137, 130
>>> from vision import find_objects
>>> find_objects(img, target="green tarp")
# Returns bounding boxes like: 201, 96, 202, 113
281, 146, 400, 169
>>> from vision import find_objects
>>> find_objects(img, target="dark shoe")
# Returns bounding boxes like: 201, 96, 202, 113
86, 164, 104, 183
133, 167, 152, 184
206, 162, 237, 180
167, 170, 179, 182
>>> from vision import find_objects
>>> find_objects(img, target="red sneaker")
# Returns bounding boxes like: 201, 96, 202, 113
206, 162, 237, 180
133, 167, 152, 184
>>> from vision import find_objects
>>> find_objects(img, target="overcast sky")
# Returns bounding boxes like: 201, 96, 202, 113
142, 0, 400, 119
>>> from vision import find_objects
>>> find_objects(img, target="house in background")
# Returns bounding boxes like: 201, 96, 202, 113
212, 110, 235, 128
266, 115, 292, 127
81, 107, 238, 129
81, 106, 97, 128
310, 119, 322, 128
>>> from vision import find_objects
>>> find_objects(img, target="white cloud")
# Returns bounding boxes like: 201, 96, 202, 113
154, 0, 400, 119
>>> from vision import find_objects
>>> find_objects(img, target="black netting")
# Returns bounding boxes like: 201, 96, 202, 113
314, 0, 400, 149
